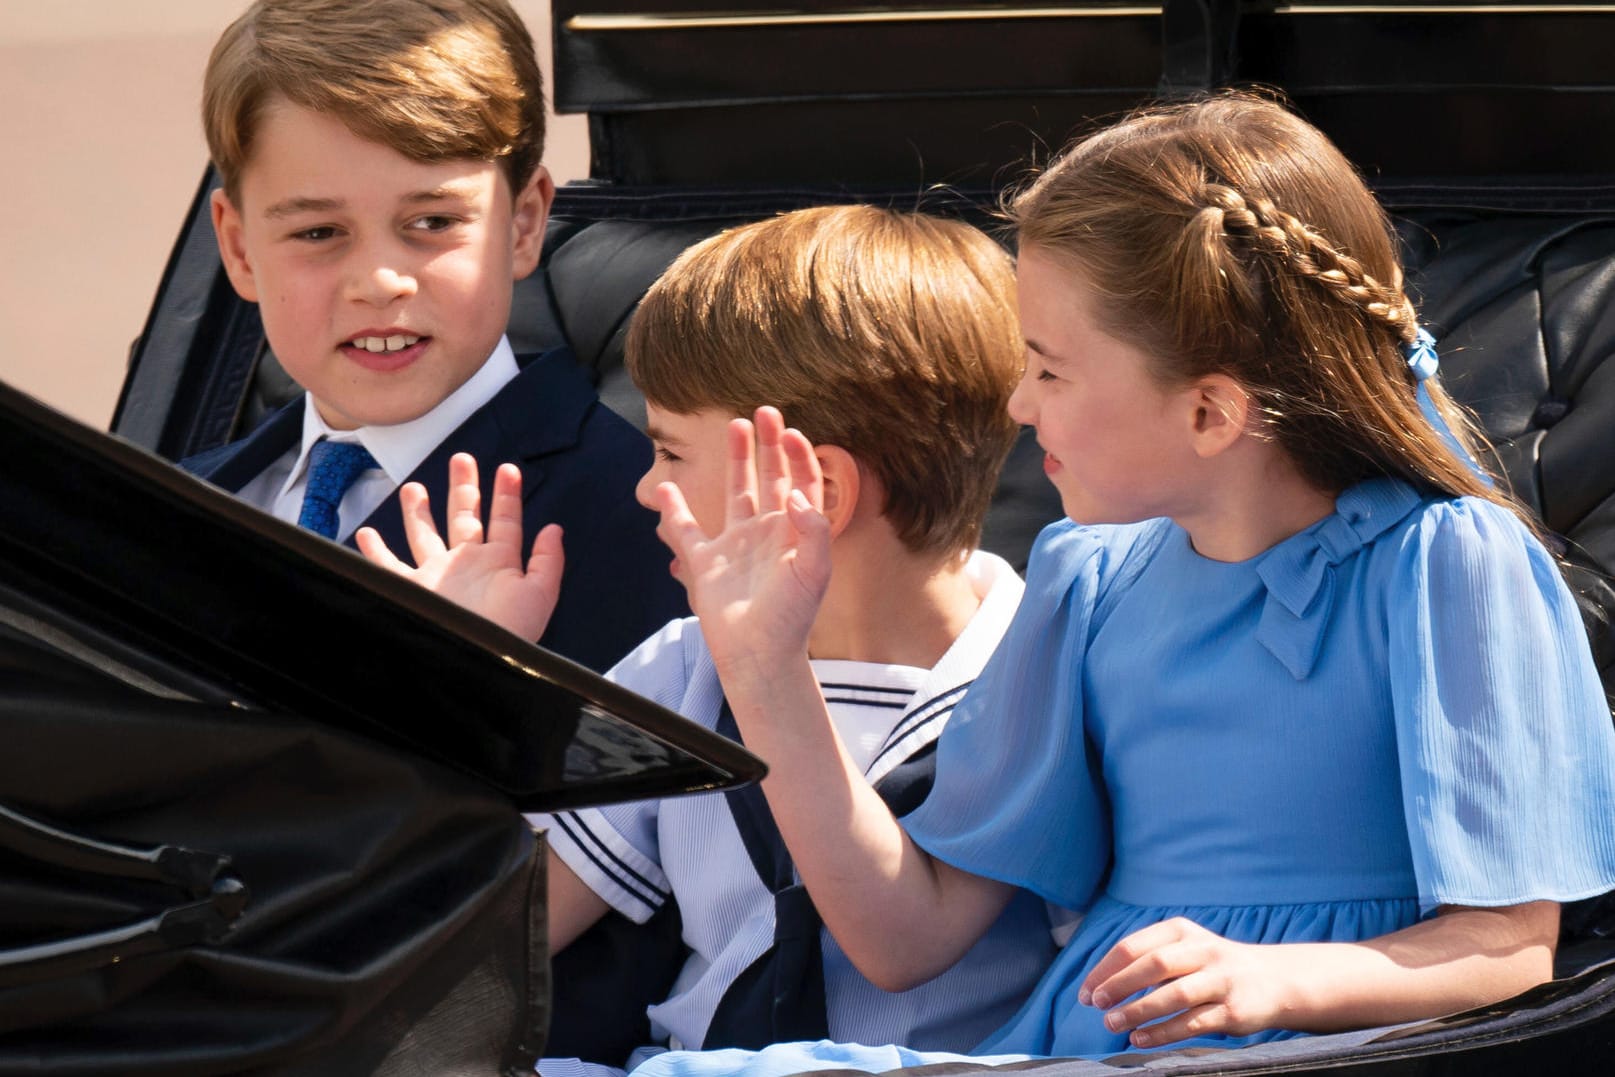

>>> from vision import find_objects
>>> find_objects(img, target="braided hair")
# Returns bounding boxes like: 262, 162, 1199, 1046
1010, 92, 1515, 518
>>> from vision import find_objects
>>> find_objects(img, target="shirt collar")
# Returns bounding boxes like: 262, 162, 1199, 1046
279, 336, 520, 497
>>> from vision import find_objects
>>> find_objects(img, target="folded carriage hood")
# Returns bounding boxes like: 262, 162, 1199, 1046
0, 379, 762, 813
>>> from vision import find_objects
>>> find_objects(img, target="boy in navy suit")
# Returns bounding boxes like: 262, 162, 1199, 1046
184, 0, 684, 672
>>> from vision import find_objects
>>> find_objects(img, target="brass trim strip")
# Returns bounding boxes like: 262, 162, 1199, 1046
565, 4, 1615, 33
566, 8, 1159, 32
1280, 4, 1615, 12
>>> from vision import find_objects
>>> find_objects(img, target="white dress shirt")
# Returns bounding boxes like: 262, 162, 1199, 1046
235, 338, 520, 540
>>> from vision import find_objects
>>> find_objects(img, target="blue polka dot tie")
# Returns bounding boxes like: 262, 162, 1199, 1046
297, 440, 378, 539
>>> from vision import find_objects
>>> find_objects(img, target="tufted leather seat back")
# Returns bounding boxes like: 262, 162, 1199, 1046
236, 192, 1615, 697
1397, 212, 1615, 691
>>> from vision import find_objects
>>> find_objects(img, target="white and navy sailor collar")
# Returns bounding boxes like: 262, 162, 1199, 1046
862, 549, 1025, 786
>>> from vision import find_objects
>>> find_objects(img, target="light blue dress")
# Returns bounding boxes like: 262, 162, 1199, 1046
631, 478, 1615, 1077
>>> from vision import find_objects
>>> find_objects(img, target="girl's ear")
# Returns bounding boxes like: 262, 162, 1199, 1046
1187, 374, 1251, 458
211, 189, 260, 303
815, 444, 864, 539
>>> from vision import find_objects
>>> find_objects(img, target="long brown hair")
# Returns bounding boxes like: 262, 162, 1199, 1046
1011, 92, 1529, 527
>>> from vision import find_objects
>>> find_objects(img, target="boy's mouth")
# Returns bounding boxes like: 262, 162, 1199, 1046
346, 334, 422, 354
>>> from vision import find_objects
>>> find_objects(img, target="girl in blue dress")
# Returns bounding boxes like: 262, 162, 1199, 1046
631, 92, 1615, 1074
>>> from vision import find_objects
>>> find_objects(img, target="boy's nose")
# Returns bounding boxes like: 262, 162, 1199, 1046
348, 259, 418, 307
633, 467, 660, 512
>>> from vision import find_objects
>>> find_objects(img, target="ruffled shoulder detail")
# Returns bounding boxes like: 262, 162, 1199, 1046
1255, 478, 1426, 679
902, 518, 1167, 910
1386, 496, 1615, 911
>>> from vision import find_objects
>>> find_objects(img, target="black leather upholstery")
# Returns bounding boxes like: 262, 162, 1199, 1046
238, 189, 1615, 695
1395, 211, 1615, 692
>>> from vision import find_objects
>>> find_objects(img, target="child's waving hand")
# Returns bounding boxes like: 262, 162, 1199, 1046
356, 452, 564, 642
650, 406, 831, 676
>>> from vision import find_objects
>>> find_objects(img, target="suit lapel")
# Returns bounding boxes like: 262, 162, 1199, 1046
347, 349, 596, 555
183, 399, 305, 492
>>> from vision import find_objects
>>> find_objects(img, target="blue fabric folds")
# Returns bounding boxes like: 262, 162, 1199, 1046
1255, 479, 1423, 679
625, 480, 1615, 1075
1389, 495, 1615, 911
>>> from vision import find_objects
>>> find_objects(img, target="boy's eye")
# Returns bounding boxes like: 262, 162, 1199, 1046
291, 225, 339, 242
1036, 369, 1060, 383
408, 214, 460, 233
654, 446, 681, 464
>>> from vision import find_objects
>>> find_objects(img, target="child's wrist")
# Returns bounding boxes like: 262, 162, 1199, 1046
713, 650, 813, 701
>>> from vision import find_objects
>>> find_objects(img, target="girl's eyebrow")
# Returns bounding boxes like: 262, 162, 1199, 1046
1025, 338, 1071, 365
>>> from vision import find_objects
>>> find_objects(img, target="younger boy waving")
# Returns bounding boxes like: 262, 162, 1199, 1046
363, 206, 1061, 1065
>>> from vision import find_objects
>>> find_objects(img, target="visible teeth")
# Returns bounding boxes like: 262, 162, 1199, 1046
350, 334, 420, 353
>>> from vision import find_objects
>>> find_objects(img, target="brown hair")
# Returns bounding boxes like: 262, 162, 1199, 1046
627, 205, 1022, 559
204, 0, 545, 202
1011, 92, 1526, 523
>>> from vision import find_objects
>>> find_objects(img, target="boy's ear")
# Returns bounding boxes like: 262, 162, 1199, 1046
815, 444, 864, 539
509, 165, 555, 281
211, 188, 260, 303
1187, 374, 1251, 458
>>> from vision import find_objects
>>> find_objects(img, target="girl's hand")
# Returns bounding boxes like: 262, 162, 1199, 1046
1081, 902, 1556, 1050
355, 452, 564, 641
1081, 917, 1300, 1048
651, 406, 830, 681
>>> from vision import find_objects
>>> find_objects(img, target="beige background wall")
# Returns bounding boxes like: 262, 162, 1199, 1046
0, 0, 588, 429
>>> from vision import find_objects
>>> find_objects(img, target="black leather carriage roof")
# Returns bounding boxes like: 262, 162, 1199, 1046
554, 0, 1615, 188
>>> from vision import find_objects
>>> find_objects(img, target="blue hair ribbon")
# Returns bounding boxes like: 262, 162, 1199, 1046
1405, 327, 1493, 487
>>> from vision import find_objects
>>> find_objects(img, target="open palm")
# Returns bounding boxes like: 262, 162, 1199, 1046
651, 407, 832, 676
355, 453, 563, 642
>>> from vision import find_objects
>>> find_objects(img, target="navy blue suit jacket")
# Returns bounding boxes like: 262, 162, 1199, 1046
182, 348, 688, 673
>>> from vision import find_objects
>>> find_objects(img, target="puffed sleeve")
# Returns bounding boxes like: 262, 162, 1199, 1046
1387, 498, 1615, 913
902, 519, 1162, 911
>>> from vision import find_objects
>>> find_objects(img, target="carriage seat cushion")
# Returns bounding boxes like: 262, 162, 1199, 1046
242, 194, 1615, 693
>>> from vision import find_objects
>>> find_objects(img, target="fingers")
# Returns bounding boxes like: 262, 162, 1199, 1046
526, 523, 566, 597
1081, 919, 1263, 1048
398, 481, 447, 566
1108, 969, 1238, 1044
1123, 999, 1228, 1050
726, 417, 759, 523
527, 522, 565, 573
354, 526, 410, 574
1081, 917, 1201, 1007
780, 427, 825, 513
445, 453, 484, 547
753, 406, 791, 513
486, 463, 526, 554
652, 480, 708, 567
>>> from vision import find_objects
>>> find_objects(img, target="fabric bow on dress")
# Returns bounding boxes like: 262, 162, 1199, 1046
1254, 478, 1424, 680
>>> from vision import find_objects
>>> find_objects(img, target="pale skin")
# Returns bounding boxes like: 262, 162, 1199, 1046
363, 391, 1558, 1045
210, 98, 554, 432
650, 384, 1558, 1049
357, 408, 989, 955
